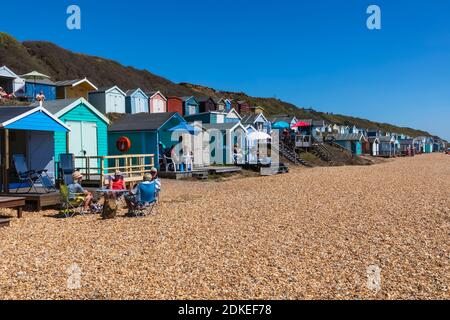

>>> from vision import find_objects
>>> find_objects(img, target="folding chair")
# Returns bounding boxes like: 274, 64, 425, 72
163, 155, 177, 172
126, 182, 157, 217
59, 184, 88, 218
58, 154, 76, 185
12, 154, 56, 193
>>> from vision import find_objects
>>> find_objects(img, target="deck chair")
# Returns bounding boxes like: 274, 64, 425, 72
58, 154, 76, 185
59, 184, 88, 218
12, 154, 56, 193
126, 181, 157, 217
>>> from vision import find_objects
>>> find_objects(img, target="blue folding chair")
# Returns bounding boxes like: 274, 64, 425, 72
58, 154, 76, 185
126, 181, 157, 217
12, 154, 56, 193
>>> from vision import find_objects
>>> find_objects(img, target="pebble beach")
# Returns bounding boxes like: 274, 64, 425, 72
0, 154, 448, 300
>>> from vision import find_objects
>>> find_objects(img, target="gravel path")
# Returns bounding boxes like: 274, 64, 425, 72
0, 154, 448, 300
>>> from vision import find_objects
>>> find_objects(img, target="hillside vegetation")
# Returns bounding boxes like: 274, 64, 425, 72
0, 32, 432, 137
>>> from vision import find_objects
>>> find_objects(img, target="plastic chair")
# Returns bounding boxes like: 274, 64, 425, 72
12, 154, 56, 193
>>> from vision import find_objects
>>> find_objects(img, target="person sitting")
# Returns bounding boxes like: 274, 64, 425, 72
68, 171, 93, 211
233, 144, 243, 165
0, 87, 7, 99
150, 168, 161, 200
108, 171, 126, 191
125, 174, 158, 216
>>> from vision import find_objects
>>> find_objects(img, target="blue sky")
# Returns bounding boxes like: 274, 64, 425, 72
1, 0, 449, 139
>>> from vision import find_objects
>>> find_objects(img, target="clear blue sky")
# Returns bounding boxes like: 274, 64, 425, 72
1, 0, 449, 139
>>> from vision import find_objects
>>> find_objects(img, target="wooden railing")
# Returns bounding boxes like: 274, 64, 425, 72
74, 154, 155, 186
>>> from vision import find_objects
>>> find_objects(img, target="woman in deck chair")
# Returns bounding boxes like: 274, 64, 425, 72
68, 171, 93, 212
125, 174, 158, 217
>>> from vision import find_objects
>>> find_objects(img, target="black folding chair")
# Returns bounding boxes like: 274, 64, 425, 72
12, 154, 56, 193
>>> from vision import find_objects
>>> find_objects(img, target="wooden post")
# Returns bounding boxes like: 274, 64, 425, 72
100, 156, 105, 187
2, 129, 10, 194
66, 132, 70, 153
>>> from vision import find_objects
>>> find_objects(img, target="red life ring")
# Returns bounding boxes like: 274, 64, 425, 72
116, 137, 131, 153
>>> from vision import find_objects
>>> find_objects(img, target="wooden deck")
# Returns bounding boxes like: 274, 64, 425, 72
0, 196, 26, 218
1, 188, 60, 211
159, 166, 242, 180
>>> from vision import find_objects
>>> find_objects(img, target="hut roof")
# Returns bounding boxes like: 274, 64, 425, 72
108, 112, 178, 132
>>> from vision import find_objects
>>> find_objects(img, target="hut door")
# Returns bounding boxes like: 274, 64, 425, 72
27, 131, 55, 181
67, 121, 98, 173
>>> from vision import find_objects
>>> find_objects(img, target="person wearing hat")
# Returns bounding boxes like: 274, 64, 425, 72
68, 171, 93, 211
108, 170, 126, 191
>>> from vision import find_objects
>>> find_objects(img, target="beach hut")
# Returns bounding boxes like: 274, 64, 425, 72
225, 108, 242, 124
180, 96, 200, 116
146, 91, 167, 113
330, 133, 367, 155
88, 86, 127, 114
241, 113, 271, 133
55, 78, 98, 100
0, 66, 25, 97
213, 98, 227, 112
167, 96, 183, 115
201, 122, 248, 165
368, 137, 380, 156
399, 139, 414, 156
0, 106, 70, 192
251, 106, 265, 114
379, 136, 396, 157
185, 111, 228, 124
22, 78, 56, 102
197, 97, 216, 113
232, 100, 251, 115
108, 112, 187, 169
125, 89, 149, 114
32, 98, 110, 172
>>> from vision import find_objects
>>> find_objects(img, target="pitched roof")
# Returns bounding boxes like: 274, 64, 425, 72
196, 96, 214, 103
24, 78, 55, 85
125, 88, 148, 98
180, 96, 198, 104
109, 112, 179, 132
330, 133, 366, 141
0, 106, 70, 131
201, 123, 245, 131
30, 97, 110, 124
90, 85, 126, 96
54, 78, 97, 90
379, 136, 395, 143
241, 114, 259, 124
0, 106, 36, 124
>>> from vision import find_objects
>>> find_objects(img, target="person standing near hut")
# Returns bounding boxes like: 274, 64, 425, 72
36, 91, 46, 103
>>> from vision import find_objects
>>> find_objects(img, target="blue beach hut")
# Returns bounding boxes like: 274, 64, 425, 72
0, 106, 70, 192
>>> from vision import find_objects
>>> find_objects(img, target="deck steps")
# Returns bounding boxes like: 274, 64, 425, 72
278, 142, 313, 167
0, 218, 11, 228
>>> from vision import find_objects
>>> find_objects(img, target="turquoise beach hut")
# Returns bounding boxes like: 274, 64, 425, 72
34, 98, 110, 171
108, 112, 187, 169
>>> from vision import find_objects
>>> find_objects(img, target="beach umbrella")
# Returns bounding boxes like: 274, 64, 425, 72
20, 71, 51, 100
292, 121, 311, 128
272, 121, 290, 129
168, 122, 201, 135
